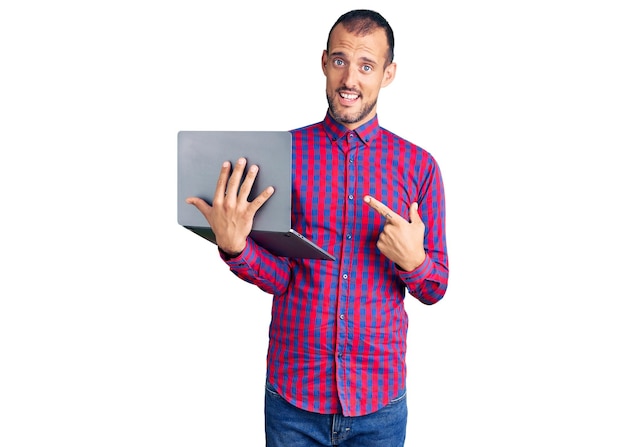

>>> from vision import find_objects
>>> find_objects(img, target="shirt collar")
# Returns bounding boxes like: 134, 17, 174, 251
322, 111, 380, 146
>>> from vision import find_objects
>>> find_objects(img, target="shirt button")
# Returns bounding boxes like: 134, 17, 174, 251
339, 314, 345, 320
349, 158, 354, 163
348, 194, 354, 200
342, 273, 348, 279
346, 234, 352, 240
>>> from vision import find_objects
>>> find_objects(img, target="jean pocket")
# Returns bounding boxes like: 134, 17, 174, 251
265, 380, 281, 398
389, 390, 407, 405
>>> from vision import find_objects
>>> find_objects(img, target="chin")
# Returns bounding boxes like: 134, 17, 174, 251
338, 115, 361, 125
330, 106, 361, 125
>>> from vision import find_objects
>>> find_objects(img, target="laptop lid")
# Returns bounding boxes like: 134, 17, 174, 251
177, 130, 335, 261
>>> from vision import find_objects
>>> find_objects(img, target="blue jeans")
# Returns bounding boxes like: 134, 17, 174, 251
264, 382, 407, 447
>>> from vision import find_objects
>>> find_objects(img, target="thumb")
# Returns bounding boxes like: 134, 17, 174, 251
409, 202, 421, 224
186, 197, 213, 221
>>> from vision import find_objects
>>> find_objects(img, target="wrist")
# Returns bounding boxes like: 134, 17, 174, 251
219, 247, 242, 260
399, 251, 426, 272
217, 239, 246, 258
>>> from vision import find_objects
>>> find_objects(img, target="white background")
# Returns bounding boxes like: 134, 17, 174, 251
1, 1, 625, 445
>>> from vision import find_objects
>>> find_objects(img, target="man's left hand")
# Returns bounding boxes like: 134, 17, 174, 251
363, 195, 426, 271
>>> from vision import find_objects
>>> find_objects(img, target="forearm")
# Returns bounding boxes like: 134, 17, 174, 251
402, 157, 449, 304
400, 252, 449, 304
221, 237, 291, 295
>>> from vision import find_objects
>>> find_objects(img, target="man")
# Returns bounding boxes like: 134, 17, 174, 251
186, 9, 448, 447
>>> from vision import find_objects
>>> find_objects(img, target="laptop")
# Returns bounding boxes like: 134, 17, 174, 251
177, 130, 336, 261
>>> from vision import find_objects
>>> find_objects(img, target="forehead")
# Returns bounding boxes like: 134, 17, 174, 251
328, 23, 388, 62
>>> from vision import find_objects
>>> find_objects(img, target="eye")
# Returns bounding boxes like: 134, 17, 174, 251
362, 65, 373, 72
333, 58, 345, 67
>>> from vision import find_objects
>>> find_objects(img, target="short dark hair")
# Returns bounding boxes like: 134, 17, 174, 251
326, 9, 395, 66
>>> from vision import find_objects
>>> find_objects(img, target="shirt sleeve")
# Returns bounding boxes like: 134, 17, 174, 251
398, 155, 449, 305
220, 237, 292, 296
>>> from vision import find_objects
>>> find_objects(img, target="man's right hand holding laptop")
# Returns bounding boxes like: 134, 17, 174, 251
185, 157, 274, 257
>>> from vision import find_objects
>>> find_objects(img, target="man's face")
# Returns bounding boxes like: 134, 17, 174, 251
322, 23, 396, 130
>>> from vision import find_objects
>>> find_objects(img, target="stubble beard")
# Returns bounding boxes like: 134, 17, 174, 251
326, 92, 377, 126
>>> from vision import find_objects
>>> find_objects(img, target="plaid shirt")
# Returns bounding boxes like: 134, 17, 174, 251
223, 113, 448, 416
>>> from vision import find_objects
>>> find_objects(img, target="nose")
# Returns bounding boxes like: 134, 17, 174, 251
343, 64, 359, 89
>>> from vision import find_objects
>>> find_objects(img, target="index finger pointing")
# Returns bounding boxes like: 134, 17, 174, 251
363, 195, 397, 221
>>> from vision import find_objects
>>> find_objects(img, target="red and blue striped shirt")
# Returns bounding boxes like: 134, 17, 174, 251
223, 112, 448, 417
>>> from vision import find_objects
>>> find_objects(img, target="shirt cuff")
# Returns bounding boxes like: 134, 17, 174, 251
397, 253, 433, 283
220, 239, 253, 268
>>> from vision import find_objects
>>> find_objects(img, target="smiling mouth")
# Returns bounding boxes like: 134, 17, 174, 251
339, 91, 359, 101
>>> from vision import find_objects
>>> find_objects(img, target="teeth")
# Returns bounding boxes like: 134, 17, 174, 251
340, 93, 358, 100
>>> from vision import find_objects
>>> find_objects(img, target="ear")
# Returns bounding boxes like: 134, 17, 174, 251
321, 50, 329, 76
381, 62, 397, 88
